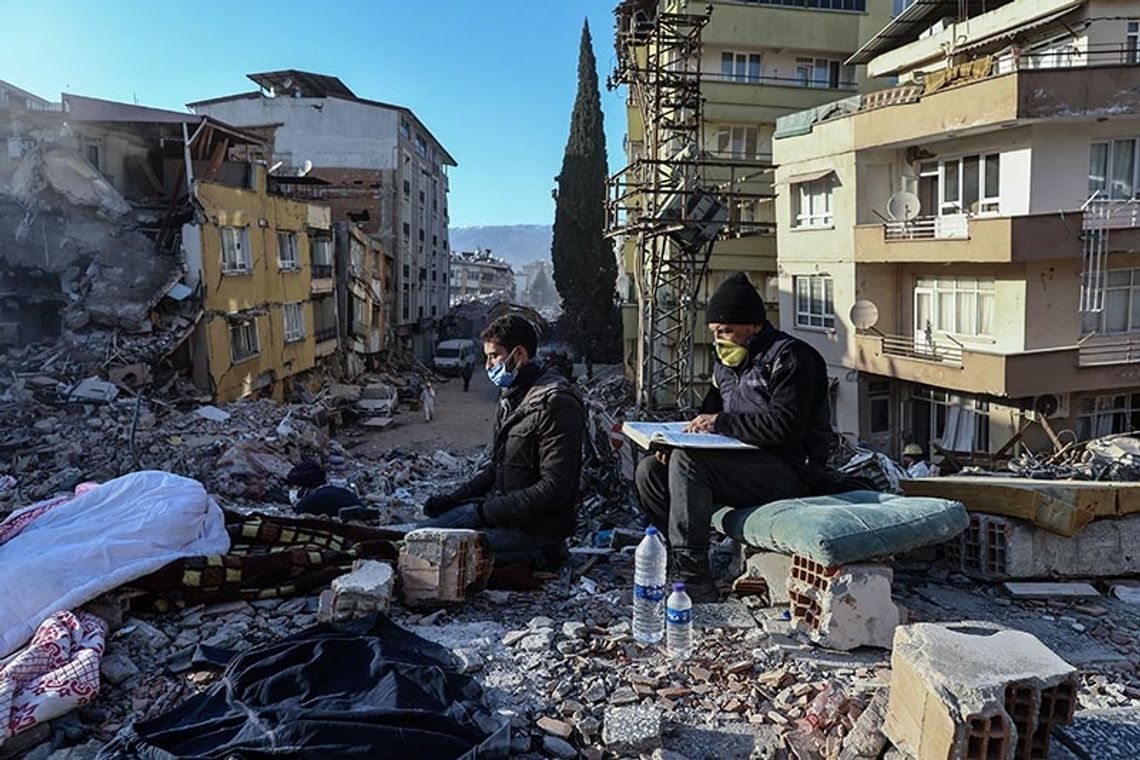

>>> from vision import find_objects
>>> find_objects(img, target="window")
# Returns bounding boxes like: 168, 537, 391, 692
402, 284, 410, 319
1083, 268, 1140, 334
893, 0, 916, 16
716, 125, 761, 159
228, 316, 259, 362
414, 134, 427, 156
283, 302, 305, 343
1089, 139, 1137, 200
936, 154, 1000, 215
868, 381, 891, 434
720, 52, 762, 82
1129, 22, 1140, 65
80, 136, 102, 172
911, 386, 989, 453
792, 177, 833, 228
277, 232, 299, 270
794, 57, 851, 89
403, 222, 411, 237
220, 226, 251, 273
794, 275, 835, 330
399, 119, 411, 138
1077, 393, 1140, 440
310, 237, 332, 267
350, 239, 365, 274
403, 179, 411, 196
914, 276, 995, 338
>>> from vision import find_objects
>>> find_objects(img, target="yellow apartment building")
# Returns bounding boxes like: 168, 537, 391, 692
774, 0, 1140, 462
185, 165, 335, 401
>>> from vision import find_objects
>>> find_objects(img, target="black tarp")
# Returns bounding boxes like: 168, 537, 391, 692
98, 614, 510, 759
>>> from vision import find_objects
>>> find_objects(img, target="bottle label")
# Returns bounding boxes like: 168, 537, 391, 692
666, 607, 692, 625
634, 583, 665, 602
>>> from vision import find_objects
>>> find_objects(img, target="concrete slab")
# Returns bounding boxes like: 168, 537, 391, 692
1004, 582, 1100, 599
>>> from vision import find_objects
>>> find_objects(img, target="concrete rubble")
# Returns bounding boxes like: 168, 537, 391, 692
2, 366, 1140, 759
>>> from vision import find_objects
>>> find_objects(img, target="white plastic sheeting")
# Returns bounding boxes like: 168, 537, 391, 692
0, 471, 229, 659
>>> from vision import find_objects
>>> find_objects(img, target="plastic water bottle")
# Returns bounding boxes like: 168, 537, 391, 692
632, 526, 667, 643
666, 582, 693, 659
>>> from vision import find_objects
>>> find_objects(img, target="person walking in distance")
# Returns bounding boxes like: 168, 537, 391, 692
461, 361, 474, 392
421, 380, 436, 423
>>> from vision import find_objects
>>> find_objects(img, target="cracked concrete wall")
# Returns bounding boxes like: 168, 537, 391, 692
190, 165, 331, 401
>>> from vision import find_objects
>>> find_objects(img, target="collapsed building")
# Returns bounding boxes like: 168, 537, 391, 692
0, 89, 399, 401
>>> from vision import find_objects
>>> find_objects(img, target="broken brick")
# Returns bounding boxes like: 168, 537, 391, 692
883, 622, 1077, 760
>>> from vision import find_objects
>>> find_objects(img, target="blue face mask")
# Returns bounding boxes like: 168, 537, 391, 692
487, 348, 519, 388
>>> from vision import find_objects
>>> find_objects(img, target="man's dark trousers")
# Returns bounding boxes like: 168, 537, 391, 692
635, 448, 808, 554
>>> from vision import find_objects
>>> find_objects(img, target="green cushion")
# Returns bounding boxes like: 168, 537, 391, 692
712, 490, 968, 566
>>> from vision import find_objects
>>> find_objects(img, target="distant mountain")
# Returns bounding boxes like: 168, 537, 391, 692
448, 224, 552, 269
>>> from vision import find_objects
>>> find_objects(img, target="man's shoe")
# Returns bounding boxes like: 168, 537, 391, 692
668, 548, 721, 603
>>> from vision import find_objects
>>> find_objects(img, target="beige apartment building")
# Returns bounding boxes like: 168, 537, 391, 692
614, 0, 892, 403
774, 0, 1140, 462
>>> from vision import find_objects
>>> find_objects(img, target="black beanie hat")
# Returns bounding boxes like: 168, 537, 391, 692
706, 272, 767, 325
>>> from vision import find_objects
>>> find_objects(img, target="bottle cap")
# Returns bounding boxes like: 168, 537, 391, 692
645, 526, 658, 536
673, 582, 685, 592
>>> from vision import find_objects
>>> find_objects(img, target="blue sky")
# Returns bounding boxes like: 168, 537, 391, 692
0, 0, 626, 227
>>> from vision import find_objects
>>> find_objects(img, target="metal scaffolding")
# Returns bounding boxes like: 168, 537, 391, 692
607, 1, 774, 414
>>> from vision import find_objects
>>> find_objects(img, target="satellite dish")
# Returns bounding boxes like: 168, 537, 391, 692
887, 191, 921, 221
850, 300, 880, 331
268, 161, 283, 175
298, 159, 313, 177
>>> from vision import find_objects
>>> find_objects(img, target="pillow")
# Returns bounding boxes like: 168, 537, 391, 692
713, 490, 968, 566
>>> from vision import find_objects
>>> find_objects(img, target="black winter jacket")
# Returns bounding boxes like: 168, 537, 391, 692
446, 363, 585, 538
702, 323, 836, 473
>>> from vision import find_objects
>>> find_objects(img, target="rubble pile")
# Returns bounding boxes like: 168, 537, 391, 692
1007, 433, 1140, 482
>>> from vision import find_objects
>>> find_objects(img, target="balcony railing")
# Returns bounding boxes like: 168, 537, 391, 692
312, 264, 333, 280
314, 326, 337, 343
705, 71, 857, 92
875, 332, 965, 367
1079, 334, 1140, 366
884, 214, 970, 241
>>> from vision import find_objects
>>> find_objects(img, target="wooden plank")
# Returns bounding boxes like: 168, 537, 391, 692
1004, 582, 1100, 599
200, 137, 230, 183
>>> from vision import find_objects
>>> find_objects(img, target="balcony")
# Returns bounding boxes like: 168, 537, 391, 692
857, 332, 1140, 398
705, 75, 856, 124
853, 213, 1079, 264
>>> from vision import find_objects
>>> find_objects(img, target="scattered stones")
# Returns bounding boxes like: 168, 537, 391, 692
542, 735, 578, 758
537, 716, 574, 739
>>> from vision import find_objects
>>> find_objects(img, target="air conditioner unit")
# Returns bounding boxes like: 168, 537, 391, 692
1027, 393, 1071, 421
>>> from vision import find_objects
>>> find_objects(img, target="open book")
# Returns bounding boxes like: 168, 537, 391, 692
622, 421, 756, 451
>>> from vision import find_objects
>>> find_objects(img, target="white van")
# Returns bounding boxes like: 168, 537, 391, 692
433, 338, 480, 375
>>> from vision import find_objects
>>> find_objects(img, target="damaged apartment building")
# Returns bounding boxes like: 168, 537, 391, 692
188, 70, 455, 361
773, 0, 1140, 463
0, 88, 373, 402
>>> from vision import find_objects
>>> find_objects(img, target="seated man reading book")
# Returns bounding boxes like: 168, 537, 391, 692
634, 272, 846, 602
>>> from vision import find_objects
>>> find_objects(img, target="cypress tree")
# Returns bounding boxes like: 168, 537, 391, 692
551, 19, 621, 363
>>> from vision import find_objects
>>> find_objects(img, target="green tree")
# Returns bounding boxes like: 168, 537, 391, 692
551, 19, 621, 363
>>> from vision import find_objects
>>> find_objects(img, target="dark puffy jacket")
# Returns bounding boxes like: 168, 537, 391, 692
446, 363, 585, 538
703, 323, 836, 473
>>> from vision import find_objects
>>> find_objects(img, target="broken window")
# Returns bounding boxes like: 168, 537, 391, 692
277, 232, 299, 270
911, 386, 989, 454
221, 226, 252, 274
794, 275, 835, 330
229, 316, 260, 362
792, 177, 833, 228
80, 136, 102, 172
283, 302, 305, 343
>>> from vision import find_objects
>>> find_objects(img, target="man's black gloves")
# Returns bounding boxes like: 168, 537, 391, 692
423, 494, 458, 518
